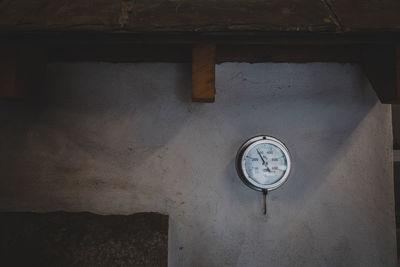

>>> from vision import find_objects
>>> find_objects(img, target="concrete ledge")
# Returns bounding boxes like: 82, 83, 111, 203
0, 212, 168, 267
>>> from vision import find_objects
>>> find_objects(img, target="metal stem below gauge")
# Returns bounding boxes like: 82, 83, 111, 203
262, 189, 268, 215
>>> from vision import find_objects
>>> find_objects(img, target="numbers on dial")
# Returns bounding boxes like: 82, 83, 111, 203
242, 143, 287, 186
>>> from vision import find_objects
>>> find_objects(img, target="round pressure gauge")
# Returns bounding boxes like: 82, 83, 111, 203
236, 135, 291, 191
236, 136, 291, 214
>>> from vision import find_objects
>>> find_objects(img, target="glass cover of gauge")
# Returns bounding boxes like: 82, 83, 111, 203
236, 136, 291, 191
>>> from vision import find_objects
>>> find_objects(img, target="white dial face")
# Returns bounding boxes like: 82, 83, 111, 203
242, 142, 289, 188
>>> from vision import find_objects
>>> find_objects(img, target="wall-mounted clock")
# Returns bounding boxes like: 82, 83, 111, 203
236, 135, 291, 215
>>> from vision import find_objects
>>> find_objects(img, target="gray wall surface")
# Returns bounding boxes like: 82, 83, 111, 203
0, 62, 396, 267
392, 105, 400, 148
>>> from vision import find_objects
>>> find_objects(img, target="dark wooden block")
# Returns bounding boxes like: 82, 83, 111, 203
192, 43, 216, 102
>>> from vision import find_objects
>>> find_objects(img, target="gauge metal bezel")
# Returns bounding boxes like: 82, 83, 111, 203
235, 135, 291, 192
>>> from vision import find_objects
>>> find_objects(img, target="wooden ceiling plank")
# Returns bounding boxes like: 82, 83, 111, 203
0, 0, 336, 33
331, 0, 400, 31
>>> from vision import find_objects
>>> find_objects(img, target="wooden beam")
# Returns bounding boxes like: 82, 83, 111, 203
0, 45, 47, 99
1, 0, 400, 34
192, 43, 216, 102
49, 44, 191, 63
47, 44, 363, 63
361, 45, 400, 104
329, 0, 400, 31
0, 0, 337, 33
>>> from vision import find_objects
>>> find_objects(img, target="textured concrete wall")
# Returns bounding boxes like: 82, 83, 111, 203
0, 62, 396, 266
392, 105, 400, 148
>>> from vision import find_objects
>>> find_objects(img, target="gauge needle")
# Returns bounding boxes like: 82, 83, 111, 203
256, 149, 272, 172
256, 149, 265, 164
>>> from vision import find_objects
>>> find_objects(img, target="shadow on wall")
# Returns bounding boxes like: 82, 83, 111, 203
0, 63, 193, 211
